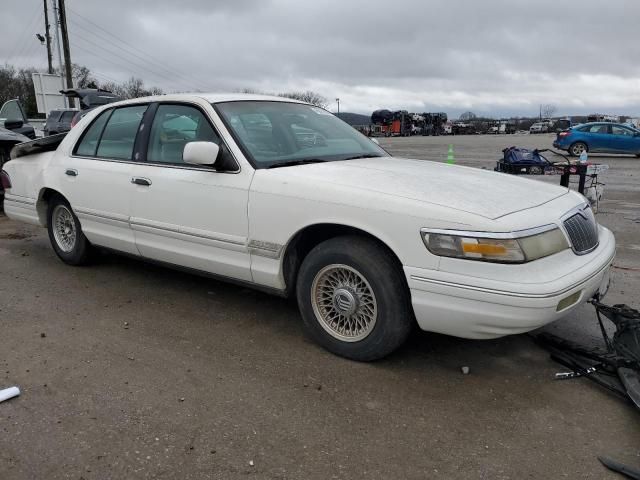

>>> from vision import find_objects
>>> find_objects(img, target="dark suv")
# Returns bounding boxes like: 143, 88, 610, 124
61, 88, 122, 130
44, 109, 78, 136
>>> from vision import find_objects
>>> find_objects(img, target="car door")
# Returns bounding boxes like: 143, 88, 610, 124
59, 104, 148, 254
610, 125, 639, 153
129, 101, 253, 281
584, 124, 610, 152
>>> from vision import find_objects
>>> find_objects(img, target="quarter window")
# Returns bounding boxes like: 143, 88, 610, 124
96, 105, 148, 160
74, 109, 111, 157
147, 104, 220, 164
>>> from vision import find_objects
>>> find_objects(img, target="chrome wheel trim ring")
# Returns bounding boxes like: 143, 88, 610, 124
310, 264, 378, 342
52, 205, 77, 253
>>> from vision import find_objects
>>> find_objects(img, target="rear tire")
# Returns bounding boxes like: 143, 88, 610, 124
569, 142, 588, 157
47, 194, 93, 265
296, 235, 413, 361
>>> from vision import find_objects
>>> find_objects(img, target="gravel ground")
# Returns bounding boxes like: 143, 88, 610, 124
1, 133, 638, 479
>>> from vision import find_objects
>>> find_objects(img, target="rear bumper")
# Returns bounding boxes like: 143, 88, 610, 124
3, 194, 40, 225
404, 227, 615, 339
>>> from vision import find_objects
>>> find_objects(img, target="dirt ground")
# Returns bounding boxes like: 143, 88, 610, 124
1, 133, 638, 479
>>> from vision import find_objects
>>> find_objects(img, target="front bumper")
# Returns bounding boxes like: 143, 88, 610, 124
404, 226, 615, 339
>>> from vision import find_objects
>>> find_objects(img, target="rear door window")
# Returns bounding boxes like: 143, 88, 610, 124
611, 125, 634, 136
96, 105, 148, 160
61, 111, 76, 123
588, 124, 610, 134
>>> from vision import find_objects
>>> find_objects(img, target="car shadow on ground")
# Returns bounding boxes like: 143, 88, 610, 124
96, 248, 566, 379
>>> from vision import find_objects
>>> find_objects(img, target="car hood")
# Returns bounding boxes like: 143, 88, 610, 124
270, 157, 569, 220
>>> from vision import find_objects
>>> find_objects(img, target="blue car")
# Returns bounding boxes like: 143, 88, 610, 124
553, 122, 640, 157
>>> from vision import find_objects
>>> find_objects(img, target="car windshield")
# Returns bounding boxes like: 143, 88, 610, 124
215, 101, 387, 168
0, 99, 27, 123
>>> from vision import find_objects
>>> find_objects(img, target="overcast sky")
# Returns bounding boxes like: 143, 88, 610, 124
2, 0, 640, 118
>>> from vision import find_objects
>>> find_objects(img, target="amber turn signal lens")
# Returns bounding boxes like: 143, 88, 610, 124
461, 243, 508, 255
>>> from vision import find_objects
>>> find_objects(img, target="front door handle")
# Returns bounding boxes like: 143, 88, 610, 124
65, 169, 78, 177
131, 177, 152, 186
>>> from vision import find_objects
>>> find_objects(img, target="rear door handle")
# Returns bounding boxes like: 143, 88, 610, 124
131, 177, 152, 186
65, 169, 78, 177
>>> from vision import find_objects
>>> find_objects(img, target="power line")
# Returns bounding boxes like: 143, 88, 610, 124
70, 29, 189, 91
66, 16, 207, 92
66, 6, 210, 91
7, 8, 44, 65
70, 41, 163, 86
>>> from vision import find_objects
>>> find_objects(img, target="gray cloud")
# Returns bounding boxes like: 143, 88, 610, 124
2, 0, 639, 117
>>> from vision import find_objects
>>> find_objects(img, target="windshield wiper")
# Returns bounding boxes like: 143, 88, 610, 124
266, 159, 328, 169
342, 154, 384, 160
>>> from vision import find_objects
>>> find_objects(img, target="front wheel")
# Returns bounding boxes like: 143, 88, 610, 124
569, 142, 588, 157
47, 194, 93, 265
296, 236, 413, 361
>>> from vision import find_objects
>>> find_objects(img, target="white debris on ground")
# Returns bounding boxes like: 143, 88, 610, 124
0, 386, 21, 403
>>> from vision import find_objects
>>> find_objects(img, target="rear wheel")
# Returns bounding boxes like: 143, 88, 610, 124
569, 142, 588, 157
47, 194, 93, 265
296, 236, 413, 361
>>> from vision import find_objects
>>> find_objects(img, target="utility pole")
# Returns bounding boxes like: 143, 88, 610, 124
51, 0, 66, 107
336, 98, 340, 114
43, 0, 53, 74
57, 0, 74, 108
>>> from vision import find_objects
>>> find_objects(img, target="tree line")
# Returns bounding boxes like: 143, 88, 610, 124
1, 63, 329, 118
0, 63, 165, 117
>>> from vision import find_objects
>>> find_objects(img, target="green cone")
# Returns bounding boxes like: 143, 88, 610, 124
447, 144, 455, 164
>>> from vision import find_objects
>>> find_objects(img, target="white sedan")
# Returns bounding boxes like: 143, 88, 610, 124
1, 94, 615, 360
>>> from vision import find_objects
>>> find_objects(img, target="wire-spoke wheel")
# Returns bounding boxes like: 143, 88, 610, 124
311, 264, 378, 342
47, 194, 93, 265
52, 204, 77, 253
296, 235, 413, 361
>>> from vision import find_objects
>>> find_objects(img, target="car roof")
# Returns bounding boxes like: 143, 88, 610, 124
107, 93, 308, 107
575, 122, 631, 127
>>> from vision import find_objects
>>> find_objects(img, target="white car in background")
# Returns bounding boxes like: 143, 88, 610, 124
529, 122, 550, 134
1, 94, 615, 360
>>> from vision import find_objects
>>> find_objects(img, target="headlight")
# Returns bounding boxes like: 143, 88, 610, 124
421, 227, 569, 263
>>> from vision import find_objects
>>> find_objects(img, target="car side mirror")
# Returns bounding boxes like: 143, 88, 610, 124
183, 141, 220, 167
4, 119, 23, 130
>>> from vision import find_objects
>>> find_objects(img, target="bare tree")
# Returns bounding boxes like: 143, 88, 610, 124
279, 91, 328, 108
0, 65, 40, 117
541, 104, 557, 119
72, 64, 98, 89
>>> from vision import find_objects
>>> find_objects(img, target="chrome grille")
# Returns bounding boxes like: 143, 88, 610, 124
563, 207, 599, 254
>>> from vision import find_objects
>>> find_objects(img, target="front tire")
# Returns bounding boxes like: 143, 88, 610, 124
569, 142, 588, 157
296, 236, 413, 361
47, 194, 93, 265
